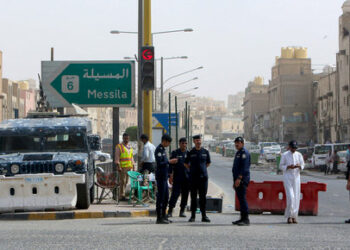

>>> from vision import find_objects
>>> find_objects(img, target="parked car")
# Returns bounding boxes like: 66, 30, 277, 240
297, 147, 309, 162
336, 151, 348, 172
264, 145, 281, 162
93, 151, 111, 162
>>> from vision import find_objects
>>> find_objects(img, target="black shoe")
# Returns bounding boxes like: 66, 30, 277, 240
179, 211, 187, 218
188, 217, 195, 222
167, 208, 173, 218
202, 216, 211, 223
163, 216, 173, 223
156, 218, 169, 224
232, 219, 242, 225
237, 219, 250, 226
345, 219, 350, 224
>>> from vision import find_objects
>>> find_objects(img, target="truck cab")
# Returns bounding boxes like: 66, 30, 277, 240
0, 113, 100, 212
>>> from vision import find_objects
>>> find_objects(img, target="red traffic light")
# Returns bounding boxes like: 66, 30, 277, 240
142, 49, 154, 61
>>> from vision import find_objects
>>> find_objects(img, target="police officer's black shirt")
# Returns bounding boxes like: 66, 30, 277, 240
154, 144, 169, 180
169, 149, 189, 181
232, 147, 251, 185
185, 147, 211, 179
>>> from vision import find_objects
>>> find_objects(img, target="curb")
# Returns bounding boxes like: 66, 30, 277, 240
302, 170, 346, 180
0, 209, 156, 221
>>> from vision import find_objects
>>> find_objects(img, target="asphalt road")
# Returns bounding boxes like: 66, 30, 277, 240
0, 153, 349, 249
208, 153, 350, 218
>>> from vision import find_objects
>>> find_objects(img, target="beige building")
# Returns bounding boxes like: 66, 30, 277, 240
192, 110, 205, 136
243, 77, 269, 142
205, 115, 243, 139
337, 1, 350, 141
227, 91, 244, 112
315, 67, 338, 143
87, 108, 113, 139
267, 47, 314, 143
119, 107, 137, 132
0, 51, 3, 121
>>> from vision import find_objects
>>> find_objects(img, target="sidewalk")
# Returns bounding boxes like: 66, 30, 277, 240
0, 180, 222, 221
302, 169, 347, 180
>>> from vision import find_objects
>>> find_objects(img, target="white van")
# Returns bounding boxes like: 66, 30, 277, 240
312, 143, 349, 168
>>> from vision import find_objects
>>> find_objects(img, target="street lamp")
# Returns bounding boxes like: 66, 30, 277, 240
164, 66, 203, 85
166, 77, 198, 91
123, 55, 188, 61
110, 28, 193, 36
161, 66, 203, 112
177, 86, 199, 95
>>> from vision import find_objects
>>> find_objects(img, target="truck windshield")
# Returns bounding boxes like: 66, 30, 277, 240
0, 132, 87, 153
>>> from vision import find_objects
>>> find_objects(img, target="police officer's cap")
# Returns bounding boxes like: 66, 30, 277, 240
289, 140, 298, 149
179, 137, 187, 143
234, 137, 244, 143
192, 134, 202, 140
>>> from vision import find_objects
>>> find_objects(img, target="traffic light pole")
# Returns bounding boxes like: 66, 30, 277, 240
137, 0, 143, 171
143, 0, 153, 141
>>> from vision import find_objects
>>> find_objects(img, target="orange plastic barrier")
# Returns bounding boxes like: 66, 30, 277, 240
235, 181, 327, 216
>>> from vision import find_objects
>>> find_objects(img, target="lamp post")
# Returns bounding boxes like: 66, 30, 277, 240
161, 66, 203, 112
110, 28, 193, 36
111, 28, 193, 114
166, 77, 198, 91
177, 86, 199, 95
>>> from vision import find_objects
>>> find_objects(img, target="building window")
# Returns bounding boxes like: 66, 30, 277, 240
13, 109, 19, 119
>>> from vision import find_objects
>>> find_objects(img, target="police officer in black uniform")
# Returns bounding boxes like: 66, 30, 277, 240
168, 137, 190, 218
232, 137, 251, 226
154, 134, 178, 224
185, 135, 211, 223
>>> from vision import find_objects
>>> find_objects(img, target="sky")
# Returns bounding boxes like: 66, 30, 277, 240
0, 0, 346, 101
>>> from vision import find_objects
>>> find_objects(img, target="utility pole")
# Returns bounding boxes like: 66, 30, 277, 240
175, 96, 178, 148
143, 0, 153, 142
160, 57, 164, 112
169, 92, 171, 154
137, 0, 143, 170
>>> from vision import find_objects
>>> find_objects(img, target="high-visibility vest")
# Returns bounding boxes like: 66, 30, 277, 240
118, 144, 133, 168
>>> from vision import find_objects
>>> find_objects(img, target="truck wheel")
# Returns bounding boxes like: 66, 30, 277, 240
76, 182, 91, 209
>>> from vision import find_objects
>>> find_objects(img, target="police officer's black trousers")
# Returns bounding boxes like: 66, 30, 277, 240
190, 177, 208, 217
235, 183, 249, 219
156, 178, 169, 218
169, 178, 190, 210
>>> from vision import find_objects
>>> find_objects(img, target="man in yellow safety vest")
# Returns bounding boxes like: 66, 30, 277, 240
115, 133, 135, 201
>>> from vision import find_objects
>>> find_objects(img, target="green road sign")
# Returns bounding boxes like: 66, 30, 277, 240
42, 61, 135, 107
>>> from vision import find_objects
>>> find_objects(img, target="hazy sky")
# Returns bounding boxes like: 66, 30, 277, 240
0, 0, 346, 101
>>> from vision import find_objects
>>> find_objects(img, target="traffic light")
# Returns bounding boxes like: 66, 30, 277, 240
141, 46, 155, 90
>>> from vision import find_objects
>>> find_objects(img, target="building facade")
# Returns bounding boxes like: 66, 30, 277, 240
315, 68, 338, 143
242, 77, 269, 142
267, 47, 314, 144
